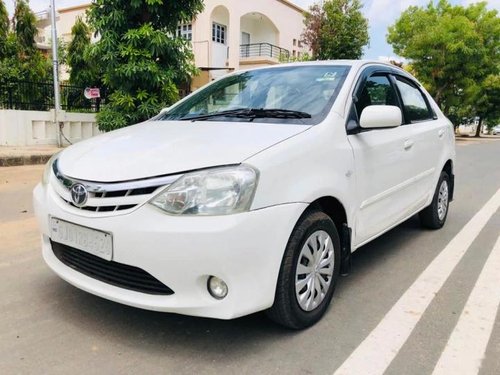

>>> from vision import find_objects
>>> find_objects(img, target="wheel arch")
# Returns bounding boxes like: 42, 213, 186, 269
306, 196, 352, 275
309, 196, 348, 230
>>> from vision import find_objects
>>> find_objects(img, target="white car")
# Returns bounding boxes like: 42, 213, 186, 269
492, 125, 500, 135
34, 61, 455, 329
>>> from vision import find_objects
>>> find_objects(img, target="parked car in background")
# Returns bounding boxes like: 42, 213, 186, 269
492, 125, 500, 135
34, 61, 456, 329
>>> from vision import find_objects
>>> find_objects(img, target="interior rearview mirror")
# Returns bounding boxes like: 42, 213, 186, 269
359, 105, 402, 129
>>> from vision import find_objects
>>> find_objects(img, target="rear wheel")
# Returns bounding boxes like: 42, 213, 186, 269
419, 171, 450, 229
267, 210, 341, 329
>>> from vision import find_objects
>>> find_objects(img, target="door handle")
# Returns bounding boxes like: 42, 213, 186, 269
404, 140, 414, 150
438, 129, 445, 138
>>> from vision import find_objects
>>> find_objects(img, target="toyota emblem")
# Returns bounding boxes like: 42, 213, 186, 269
71, 184, 88, 207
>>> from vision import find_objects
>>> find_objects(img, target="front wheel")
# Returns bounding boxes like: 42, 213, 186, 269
267, 210, 341, 329
419, 171, 450, 229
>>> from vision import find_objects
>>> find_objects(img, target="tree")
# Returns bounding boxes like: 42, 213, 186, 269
467, 74, 500, 135
301, 0, 369, 60
301, 4, 323, 58
0, 0, 9, 58
67, 17, 99, 87
87, 0, 204, 131
14, 0, 37, 55
387, 0, 500, 136
0, 0, 51, 111
0, 0, 51, 81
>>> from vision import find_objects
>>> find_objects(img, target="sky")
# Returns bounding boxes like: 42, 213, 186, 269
293, 0, 500, 59
4, 0, 500, 60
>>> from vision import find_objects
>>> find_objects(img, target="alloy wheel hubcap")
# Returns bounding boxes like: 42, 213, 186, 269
437, 180, 449, 221
295, 230, 335, 312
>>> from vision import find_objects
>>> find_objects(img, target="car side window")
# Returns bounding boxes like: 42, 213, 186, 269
355, 75, 399, 119
394, 77, 434, 123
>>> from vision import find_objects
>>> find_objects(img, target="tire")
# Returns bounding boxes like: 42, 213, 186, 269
267, 210, 341, 329
419, 171, 450, 229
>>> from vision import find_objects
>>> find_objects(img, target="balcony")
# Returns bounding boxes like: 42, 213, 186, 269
239, 43, 290, 66
35, 34, 51, 50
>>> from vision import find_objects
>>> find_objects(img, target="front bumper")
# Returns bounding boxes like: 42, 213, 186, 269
33, 182, 306, 319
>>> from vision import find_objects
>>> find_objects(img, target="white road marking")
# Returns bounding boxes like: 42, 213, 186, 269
432, 234, 500, 375
333, 188, 500, 375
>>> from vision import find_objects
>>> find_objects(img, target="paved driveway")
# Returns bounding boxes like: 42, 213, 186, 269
0, 138, 499, 375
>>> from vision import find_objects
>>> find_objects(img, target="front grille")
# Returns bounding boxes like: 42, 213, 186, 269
61, 198, 138, 212
51, 241, 174, 295
50, 160, 181, 214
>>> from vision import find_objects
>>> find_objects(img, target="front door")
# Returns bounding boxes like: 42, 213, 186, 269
348, 73, 418, 247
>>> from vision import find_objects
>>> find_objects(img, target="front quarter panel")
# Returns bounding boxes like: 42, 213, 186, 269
247, 114, 356, 226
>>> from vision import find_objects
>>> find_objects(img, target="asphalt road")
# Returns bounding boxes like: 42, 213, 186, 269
1, 137, 499, 375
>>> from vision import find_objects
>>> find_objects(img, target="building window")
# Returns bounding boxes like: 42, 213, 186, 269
212, 22, 227, 44
293, 39, 297, 46
177, 24, 192, 40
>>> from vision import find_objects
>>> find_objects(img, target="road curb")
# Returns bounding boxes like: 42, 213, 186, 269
0, 154, 53, 167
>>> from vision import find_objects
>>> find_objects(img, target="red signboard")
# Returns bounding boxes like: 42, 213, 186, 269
84, 88, 101, 99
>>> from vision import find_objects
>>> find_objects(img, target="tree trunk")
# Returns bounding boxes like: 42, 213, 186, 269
474, 117, 483, 138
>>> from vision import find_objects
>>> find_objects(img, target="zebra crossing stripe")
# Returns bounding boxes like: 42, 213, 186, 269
433, 234, 500, 375
333, 188, 500, 375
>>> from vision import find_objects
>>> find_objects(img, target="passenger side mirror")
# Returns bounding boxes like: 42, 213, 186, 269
359, 105, 402, 129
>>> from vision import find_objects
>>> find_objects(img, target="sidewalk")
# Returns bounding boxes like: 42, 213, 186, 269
0, 145, 62, 167
456, 134, 500, 141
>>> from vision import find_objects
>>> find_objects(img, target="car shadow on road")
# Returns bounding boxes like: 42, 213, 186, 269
45, 214, 426, 359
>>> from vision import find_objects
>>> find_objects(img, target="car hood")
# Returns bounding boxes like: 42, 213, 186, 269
58, 120, 310, 182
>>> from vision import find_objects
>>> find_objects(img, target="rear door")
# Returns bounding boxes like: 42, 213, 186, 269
392, 75, 447, 204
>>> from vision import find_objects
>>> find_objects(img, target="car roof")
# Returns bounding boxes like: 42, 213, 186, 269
236, 60, 409, 76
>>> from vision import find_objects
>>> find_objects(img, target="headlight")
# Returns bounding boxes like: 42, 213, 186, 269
42, 152, 62, 185
149, 165, 258, 216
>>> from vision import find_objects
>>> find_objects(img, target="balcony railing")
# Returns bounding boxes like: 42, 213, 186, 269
240, 43, 290, 61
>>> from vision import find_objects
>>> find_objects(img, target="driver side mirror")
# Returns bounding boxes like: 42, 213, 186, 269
359, 105, 402, 129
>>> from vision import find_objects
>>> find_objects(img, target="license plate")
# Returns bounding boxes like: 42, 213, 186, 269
50, 217, 113, 261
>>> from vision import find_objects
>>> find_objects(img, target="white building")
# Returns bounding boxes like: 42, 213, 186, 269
186, 0, 308, 89
36, 4, 89, 48
35, 1, 308, 89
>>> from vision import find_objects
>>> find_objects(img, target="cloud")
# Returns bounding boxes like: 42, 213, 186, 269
290, 0, 317, 9
367, 0, 429, 26
462, 0, 500, 8
5, 0, 89, 15
377, 55, 407, 63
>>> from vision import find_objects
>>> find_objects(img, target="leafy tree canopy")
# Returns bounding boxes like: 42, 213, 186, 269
301, 0, 369, 60
387, 0, 500, 128
68, 17, 100, 88
0, 0, 9, 57
14, 0, 37, 54
87, 0, 204, 131
0, 0, 51, 82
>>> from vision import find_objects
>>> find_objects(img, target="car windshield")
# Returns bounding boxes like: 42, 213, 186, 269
156, 65, 350, 125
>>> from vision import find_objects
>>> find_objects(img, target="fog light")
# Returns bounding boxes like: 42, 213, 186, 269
208, 276, 228, 299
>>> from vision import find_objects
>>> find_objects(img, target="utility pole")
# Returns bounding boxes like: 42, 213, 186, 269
50, 0, 62, 147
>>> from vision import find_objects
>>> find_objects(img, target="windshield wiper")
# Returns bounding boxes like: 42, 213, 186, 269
179, 108, 312, 121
